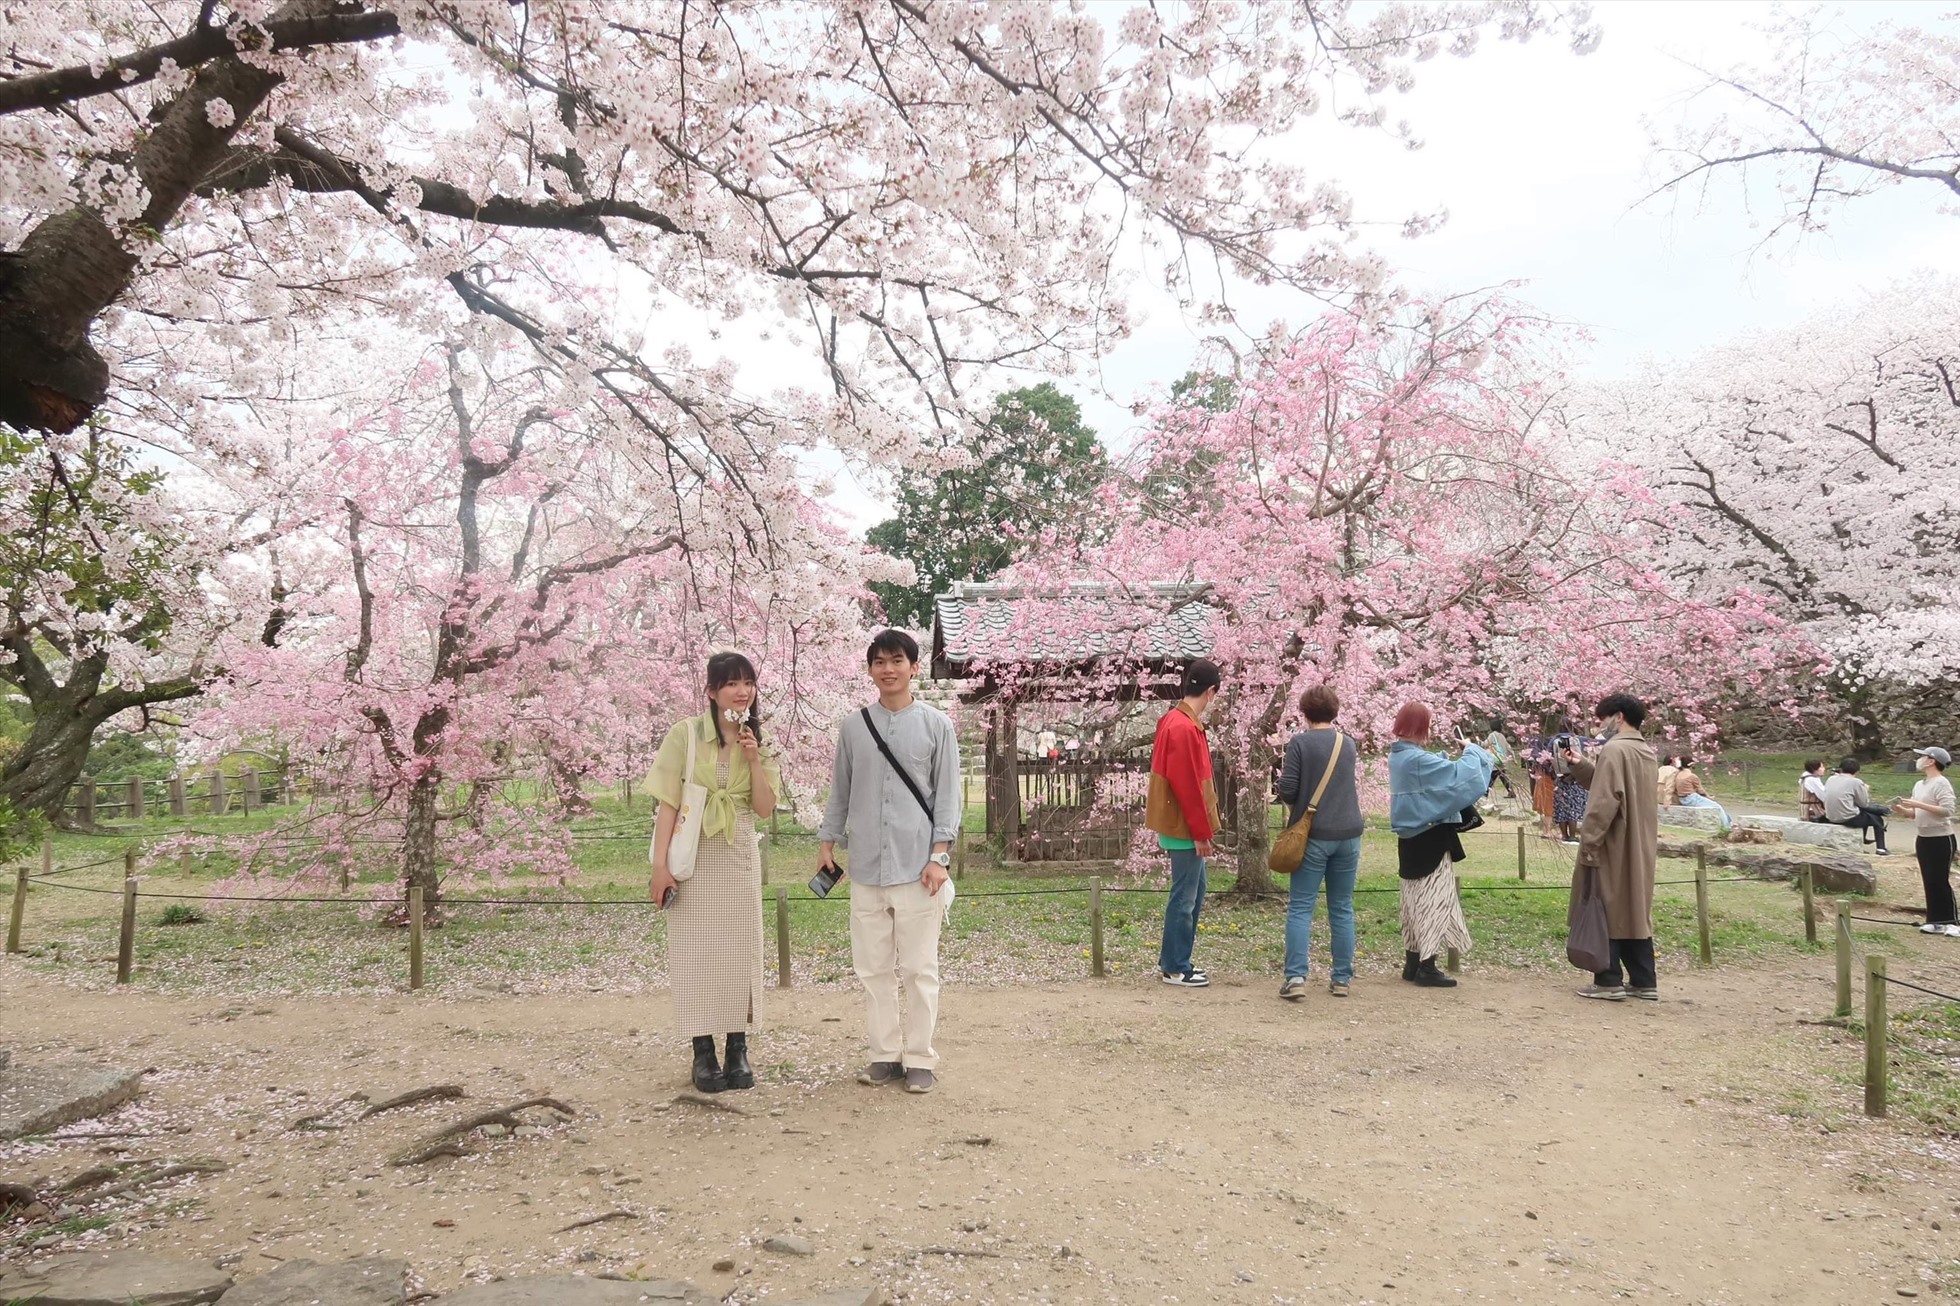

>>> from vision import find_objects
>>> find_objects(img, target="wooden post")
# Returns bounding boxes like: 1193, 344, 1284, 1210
622, 775, 633, 810
1864, 954, 1888, 1118
7, 867, 27, 954
775, 885, 791, 989
78, 777, 96, 826
953, 832, 966, 882
1801, 864, 1817, 944
180, 848, 192, 879
408, 886, 425, 992
116, 877, 138, 984
124, 846, 136, 879
241, 770, 261, 813
1090, 877, 1105, 978
1446, 947, 1461, 975
168, 773, 187, 817
41, 832, 52, 878
209, 770, 227, 816
126, 776, 144, 820
1516, 825, 1527, 881
1694, 845, 1713, 966
1834, 900, 1852, 1019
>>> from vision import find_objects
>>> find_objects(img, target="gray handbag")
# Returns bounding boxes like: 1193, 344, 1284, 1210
1566, 861, 1611, 973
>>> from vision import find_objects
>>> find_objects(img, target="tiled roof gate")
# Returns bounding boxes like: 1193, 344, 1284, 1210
928, 582, 1230, 861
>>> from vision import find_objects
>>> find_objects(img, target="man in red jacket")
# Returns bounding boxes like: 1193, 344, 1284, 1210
1145, 658, 1223, 987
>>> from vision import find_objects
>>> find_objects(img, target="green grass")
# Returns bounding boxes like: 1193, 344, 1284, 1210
1881, 1001, 1960, 1134
11, 802, 1825, 996
1697, 750, 1919, 805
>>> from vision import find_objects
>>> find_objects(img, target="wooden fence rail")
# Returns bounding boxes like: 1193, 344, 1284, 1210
59, 768, 296, 823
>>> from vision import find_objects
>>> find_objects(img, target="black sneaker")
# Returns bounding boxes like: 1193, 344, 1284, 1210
1161, 969, 1210, 988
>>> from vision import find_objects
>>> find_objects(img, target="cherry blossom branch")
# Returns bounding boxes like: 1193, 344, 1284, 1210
0, 8, 403, 117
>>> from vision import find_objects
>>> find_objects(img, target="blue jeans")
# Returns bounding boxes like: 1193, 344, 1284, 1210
1680, 792, 1731, 833
1284, 836, 1360, 982
1158, 846, 1207, 975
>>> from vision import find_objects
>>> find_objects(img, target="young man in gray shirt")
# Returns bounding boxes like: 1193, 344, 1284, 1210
818, 629, 962, 1094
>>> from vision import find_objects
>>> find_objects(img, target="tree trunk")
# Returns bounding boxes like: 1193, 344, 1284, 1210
549, 754, 593, 817
401, 775, 442, 916
1230, 732, 1280, 897
0, 646, 196, 828
0, 687, 102, 828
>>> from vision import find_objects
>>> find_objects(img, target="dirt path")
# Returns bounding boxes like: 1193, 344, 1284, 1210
4, 951, 1958, 1304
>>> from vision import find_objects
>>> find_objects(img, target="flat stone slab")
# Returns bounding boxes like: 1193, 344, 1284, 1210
0, 1061, 144, 1139
439, 1280, 714, 1305
1734, 814, 1865, 852
218, 1258, 407, 1305
0, 1251, 232, 1305
778, 1292, 890, 1306
1659, 805, 1724, 832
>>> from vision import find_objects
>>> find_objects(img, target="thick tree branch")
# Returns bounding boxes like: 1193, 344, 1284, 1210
0, 8, 403, 117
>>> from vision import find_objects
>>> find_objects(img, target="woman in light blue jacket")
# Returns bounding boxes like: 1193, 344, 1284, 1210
1387, 702, 1494, 989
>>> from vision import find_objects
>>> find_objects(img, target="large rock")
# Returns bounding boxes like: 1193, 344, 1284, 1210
1733, 814, 1865, 852
0, 1060, 144, 1139
439, 1280, 715, 1305
218, 1258, 407, 1305
0, 1252, 232, 1305
1659, 837, 1877, 894
1659, 805, 1724, 833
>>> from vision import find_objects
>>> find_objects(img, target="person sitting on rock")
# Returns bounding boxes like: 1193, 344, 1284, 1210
1673, 760, 1731, 834
1800, 759, 1829, 822
1822, 757, 1890, 856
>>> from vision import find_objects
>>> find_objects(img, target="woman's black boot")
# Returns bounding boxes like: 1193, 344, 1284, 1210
1402, 950, 1421, 982
723, 1032, 755, 1090
690, 1035, 725, 1093
1414, 956, 1458, 988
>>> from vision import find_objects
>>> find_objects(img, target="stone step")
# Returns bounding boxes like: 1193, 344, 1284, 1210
0, 1252, 232, 1306
217, 1258, 406, 1305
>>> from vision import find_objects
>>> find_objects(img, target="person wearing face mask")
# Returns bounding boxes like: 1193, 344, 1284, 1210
648, 652, 779, 1094
1146, 658, 1224, 988
1893, 747, 1958, 937
1572, 693, 1661, 1002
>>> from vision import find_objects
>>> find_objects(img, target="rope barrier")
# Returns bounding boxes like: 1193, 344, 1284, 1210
1876, 974, 1960, 1005
20, 867, 1785, 910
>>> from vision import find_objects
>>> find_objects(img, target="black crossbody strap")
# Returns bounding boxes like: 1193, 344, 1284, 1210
861, 707, 935, 820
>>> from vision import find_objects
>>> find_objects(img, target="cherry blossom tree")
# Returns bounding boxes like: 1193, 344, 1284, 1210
192, 326, 879, 908
1574, 277, 1960, 758
0, 427, 216, 827
1652, 8, 1960, 240
1005, 296, 1796, 894
1, 1, 1599, 448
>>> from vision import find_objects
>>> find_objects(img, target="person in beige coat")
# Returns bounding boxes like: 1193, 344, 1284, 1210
1571, 693, 1660, 1002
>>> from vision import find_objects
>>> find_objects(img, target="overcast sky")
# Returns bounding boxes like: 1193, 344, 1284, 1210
829, 0, 1959, 528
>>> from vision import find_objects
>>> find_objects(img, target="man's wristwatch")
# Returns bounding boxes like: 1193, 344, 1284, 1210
929, 851, 952, 868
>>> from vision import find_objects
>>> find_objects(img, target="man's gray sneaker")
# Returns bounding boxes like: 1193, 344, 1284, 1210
1279, 976, 1308, 1001
1576, 983, 1626, 1001
904, 1067, 936, 1095
856, 1061, 902, 1086
1626, 986, 1659, 1001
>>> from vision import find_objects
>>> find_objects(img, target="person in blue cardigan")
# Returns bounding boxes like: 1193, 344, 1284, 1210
1388, 702, 1495, 990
